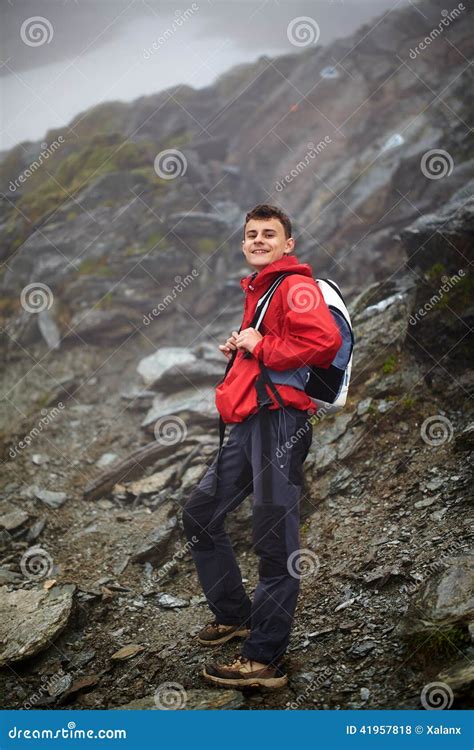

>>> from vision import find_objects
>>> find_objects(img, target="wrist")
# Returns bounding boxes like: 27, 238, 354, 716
252, 337, 264, 359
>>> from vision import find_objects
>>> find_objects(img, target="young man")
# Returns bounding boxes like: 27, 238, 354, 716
182, 204, 341, 689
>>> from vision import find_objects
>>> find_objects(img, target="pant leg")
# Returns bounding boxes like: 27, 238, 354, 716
182, 419, 254, 625
241, 406, 313, 665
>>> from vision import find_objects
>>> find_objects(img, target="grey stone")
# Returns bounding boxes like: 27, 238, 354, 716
32, 487, 68, 508
116, 688, 244, 710
357, 398, 373, 416
155, 593, 189, 608
38, 309, 61, 350
130, 506, 178, 566
437, 661, 474, 694
125, 467, 176, 496
396, 556, 474, 638
0, 584, 75, 666
137, 347, 196, 387
96, 453, 119, 469
0, 509, 29, 531
32, 454, 49, 466
348, 640, 376, 658
141, 388, 217, 433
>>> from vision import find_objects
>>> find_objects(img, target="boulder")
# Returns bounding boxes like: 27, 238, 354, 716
116, 688, 244, 710
0, 584, 75, 666
141, 388, 217, 434
396, 556, 474, 639
137, 347, 197, 387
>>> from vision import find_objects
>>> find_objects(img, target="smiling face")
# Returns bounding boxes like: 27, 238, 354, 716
242, 218, 295, 270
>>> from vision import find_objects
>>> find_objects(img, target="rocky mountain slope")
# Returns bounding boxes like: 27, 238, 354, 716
0, 0, 472, 348
0, 0, 472, 711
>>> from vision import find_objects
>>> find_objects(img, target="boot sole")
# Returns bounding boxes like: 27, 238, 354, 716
202, 668, 288, 689
197, 628, 251, 646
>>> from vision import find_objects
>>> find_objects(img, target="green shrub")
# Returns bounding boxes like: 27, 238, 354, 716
382, 354, 398, 374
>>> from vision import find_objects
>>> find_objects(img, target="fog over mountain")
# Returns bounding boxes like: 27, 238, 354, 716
1, 0, 408, 149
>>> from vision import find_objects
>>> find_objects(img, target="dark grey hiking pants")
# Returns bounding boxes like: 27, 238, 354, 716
182, 405, 313, 666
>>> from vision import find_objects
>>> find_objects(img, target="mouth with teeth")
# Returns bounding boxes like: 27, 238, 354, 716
252, 249, 269, 254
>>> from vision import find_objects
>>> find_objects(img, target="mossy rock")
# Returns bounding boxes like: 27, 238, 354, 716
76, 257, 114, 278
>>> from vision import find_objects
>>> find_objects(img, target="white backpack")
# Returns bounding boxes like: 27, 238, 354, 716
251, 274, 354, 416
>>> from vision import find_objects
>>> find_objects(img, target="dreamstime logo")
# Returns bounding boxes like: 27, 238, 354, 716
287, 549, 320, 579
9, 403, 65, 459
287, 16, 320, 47
409, 269, 465, 325
154, 149, 187, 180
420, 682, 454, 710
287, 282, 321, 313
276, 416, 313, 460
142, 4, 199, 59
20, 16, 54, 46
420, 149, 454, 180
403, 539, 466, 596
143, 271, 199, 325
420, 415, 454, 447
153, 415, 187, 445
154, 681, 187, 710
286, 666, 333, 709
20, 546, 54, 580
23, 671, 70, 710
275, 137, 332, 192
8, 137, 65, 192
408, 3, 466, 59
20, 283, 54, 313
157, 536, 198, 579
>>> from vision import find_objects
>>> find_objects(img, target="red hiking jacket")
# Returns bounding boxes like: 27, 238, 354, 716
215, 254, 342, 424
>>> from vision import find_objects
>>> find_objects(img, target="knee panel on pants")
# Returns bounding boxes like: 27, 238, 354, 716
252, 503, 289, 577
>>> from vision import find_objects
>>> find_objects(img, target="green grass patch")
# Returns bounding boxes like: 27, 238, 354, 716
382, 354, 398, 374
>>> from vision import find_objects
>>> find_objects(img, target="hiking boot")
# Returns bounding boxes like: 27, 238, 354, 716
203, 654, 288, 689
197, 619, 251, 646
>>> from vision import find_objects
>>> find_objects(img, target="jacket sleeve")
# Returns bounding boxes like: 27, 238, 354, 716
251, 278, 342, 371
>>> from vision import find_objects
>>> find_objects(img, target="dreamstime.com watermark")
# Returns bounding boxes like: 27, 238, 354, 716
153, 415, 188, 445
20, 16, 54, 46
20, 282, 54, 313
409, 269, 465, 325
142, 5, 199, 59
276, 414, 314, 461
20, 546, 54, 580
287, 16, 320, 47
9, 403, 65, 458
287, 548, 321, 579
403, 539, 466, 595
8, 723, 126, 740
408, 4, 466, 59
420, 149, 454, 180
154, 681, 187, 709
420, 415, 454, 447
275, 137, 332, 192
275, 405, 333, 462
143, 271, 199, 326
420, 682, 454, 710
157, 536, 198, 579
8, 137, 65, 193
286, 666, 333, 709
153, 149, 188, 179
23, 672, 71, 710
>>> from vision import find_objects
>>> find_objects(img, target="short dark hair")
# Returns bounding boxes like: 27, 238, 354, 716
244, 203, 292, 239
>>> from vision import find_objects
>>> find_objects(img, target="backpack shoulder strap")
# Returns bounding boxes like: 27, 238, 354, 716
249, 272, 294, 330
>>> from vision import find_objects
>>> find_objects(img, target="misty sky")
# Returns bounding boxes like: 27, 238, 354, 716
0, 0, 408, 151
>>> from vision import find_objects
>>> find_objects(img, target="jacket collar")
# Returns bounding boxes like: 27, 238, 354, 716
240, 254, 312, 293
